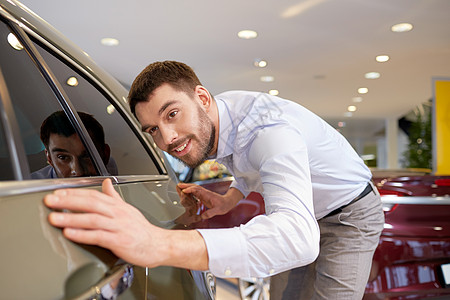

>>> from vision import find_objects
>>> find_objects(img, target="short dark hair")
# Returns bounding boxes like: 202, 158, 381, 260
128, 61, 202, 117
40, 111, 106, 151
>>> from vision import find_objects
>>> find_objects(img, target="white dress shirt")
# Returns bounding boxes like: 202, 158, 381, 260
197, 91, 371, 278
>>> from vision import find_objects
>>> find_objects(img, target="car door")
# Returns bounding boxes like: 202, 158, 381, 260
0, 8, 212, 299
0, 16, 135, 299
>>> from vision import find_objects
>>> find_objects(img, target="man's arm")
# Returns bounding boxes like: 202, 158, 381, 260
194, 125, 320, 278
44, 179, 209, 270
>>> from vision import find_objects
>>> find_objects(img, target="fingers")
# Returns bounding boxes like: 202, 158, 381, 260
44, 179, 122, 216
102, 178, 122, 200
44, 191, 114, 217
48, 211, 113, 231
201, 208, 219, 220
177, 182, 197, 189
178, 185, 210, 203
62, 227, 116, 249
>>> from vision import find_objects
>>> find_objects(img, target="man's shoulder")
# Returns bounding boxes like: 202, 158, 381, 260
31, 165, 56, 179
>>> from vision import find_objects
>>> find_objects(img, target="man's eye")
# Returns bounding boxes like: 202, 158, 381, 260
57, 155, 69, 161
168, 110, 178, 119
148, 126, 158, 135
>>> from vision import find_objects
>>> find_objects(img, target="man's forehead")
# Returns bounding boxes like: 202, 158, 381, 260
48, 133, 82, 147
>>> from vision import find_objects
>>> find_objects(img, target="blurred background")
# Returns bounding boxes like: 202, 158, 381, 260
19, 0, 450, 172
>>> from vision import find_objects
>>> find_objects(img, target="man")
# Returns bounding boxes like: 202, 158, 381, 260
44, 61, 384, 299
32, 111, 114, 178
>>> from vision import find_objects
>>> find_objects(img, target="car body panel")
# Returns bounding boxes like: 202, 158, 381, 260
0, 179, 120, 299
0, 0, 213, 298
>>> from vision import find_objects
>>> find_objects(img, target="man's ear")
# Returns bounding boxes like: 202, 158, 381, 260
195, 85, 212, 111
45, 148, 53, 166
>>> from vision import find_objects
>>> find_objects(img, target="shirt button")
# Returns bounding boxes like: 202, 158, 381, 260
224, 268, 232, 276
269, 269, 275, 275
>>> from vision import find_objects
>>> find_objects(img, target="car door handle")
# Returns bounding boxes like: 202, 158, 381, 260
70, 264, 134, 300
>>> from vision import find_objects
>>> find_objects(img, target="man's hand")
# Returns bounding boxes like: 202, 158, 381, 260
44, 179, 208, 270
177, 183, 244, 219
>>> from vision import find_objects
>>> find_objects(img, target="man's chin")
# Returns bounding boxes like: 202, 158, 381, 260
171, 154, 205, 170
181, 158, 205, 169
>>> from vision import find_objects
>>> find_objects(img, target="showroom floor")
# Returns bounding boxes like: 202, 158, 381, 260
216, 278, 240, 300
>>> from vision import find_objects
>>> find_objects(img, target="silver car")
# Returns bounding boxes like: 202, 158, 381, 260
0, 0, 215, 298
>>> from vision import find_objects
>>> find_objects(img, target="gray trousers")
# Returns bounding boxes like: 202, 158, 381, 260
270, 183, 384, 300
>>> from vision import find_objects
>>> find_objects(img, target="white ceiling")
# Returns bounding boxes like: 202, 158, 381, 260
18, 0, 450, 141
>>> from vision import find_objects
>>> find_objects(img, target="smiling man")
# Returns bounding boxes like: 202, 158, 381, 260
45, 61, 384, 299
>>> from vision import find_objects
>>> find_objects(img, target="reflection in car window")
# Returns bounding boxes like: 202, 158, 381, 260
0, 115, 14, 181
31, 111, 103, 178
0, 20, 92, 180
33, 42, 160, 176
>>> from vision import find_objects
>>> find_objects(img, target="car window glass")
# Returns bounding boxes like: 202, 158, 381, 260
33, 42, 159, 176
0, 116, 14, 181
0, 21, 97, 180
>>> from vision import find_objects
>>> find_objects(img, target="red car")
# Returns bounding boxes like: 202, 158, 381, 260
365, 174, 450, 300
182, 162, 450, 299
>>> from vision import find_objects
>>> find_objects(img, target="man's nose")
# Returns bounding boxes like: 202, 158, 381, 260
70, 159, 83, 177
161, 126, 178, 146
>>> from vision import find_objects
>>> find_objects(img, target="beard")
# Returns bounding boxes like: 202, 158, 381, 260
170, 106, 216, 169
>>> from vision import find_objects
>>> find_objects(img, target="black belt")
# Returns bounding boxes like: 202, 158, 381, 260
324, 183, 374, 218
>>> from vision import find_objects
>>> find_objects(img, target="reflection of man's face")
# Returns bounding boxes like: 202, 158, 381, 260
45, 133, 97, 178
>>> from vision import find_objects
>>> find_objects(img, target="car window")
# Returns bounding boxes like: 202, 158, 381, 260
0, 115, 14, 181
33, 42, 160, 176
0, 20, 96, 180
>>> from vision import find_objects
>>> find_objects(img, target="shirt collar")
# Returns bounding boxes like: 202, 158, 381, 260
214, 97, 235, 160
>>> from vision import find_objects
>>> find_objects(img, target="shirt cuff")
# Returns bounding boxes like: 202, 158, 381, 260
230, 180, 250, 197
197, 227, 248, 278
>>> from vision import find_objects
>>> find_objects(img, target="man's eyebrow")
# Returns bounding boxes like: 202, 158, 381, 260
50, 147, 69, 153
158, 100, 177, 116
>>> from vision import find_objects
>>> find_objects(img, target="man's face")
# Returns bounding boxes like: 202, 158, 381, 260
135, 83, 216, 169
45, 133, 97, 177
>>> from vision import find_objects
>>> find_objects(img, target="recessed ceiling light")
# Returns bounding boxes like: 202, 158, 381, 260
260, 76, 274, 82
66, 76, 78, 86
7, 33, 23, 50
348, 105, 357, 112
365, 72, 380, 79
269, 89, 279, 96
358, 87, 368, 94
352, 97, 363, 103
238, 30, 258, 39
344, 112, 353, 117
101, 37, 119, 46
254, 59, 267, 68
391, 23, 413, 33
376, 55, 390, 63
